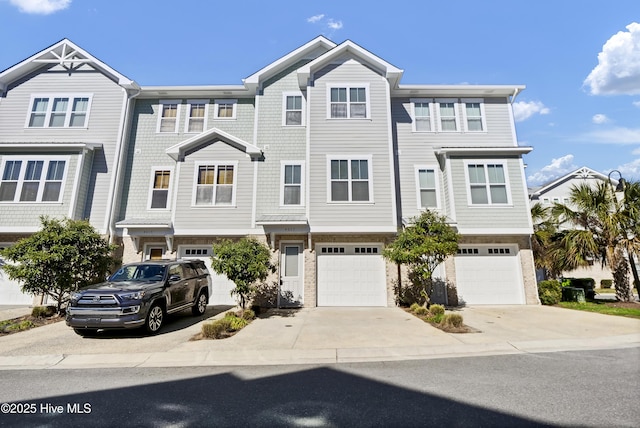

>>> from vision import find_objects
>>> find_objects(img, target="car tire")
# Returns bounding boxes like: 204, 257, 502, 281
145, 303, 164, 334
192, 289, 208, 316
74, 328, 98, 337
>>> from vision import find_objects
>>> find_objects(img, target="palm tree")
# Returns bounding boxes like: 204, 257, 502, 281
551, 182, 636, 302
531, 203, 561, 278
618, 181, 640, 297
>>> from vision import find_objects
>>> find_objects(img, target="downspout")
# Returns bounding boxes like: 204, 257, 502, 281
107, 86, 141, 245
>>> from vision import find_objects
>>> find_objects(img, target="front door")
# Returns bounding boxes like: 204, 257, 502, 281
279, 244, 303, 307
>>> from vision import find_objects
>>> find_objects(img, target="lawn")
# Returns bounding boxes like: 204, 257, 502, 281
557, 301, 640, 319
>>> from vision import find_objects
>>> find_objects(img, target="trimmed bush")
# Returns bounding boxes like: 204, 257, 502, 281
414, 306, 429, 316
241, 309, 256, 320
202, 318, 233, 339
31, 306, 56, 318
600, 279, 613, 289
226, 315, 249, 331
430, 313, 444, 324
538, 280, 562, 305
409, 303, 421, 313
441, 313, 463, 328
429, 304, 445, 316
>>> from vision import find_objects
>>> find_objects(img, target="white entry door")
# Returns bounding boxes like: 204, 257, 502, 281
280, 243, 303, 307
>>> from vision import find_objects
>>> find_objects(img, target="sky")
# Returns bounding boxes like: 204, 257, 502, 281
1, 0, 639, 187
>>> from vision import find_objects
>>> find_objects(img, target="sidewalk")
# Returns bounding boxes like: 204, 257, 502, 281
0, 305, 639, 370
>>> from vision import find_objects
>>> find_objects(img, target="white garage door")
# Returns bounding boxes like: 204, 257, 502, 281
180, 246, 237, 306
0, 251, 34, 305
454, 245, 525, 304
317, 245, 387, 306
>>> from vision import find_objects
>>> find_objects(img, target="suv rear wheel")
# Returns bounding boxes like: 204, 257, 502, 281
192, 289, 208, 316
145, 303, 164, 334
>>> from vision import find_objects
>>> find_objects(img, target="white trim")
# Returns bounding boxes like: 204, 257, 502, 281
156, 100, 181, 133
326, 83, 371, 120
147, 166, 174, 211
171, 161, 180, 225
461, 98, 487, 133
519, 157, 534, 230
143, 243, 167, 260
0, 155, 70, 204
326, 155, 374, 203
171, 227, 263, 235
280, 161, 305, 207
191, 161, 239, 207
444, 157, 457, 223
463, 160, 513, 206
414, 165, 441, 209
68, 150, 85, 218
279, 241, 305, 307
385, 80, 398, 228
410, 98, 435, 133
183, 99, 209, 133
456, 227, 534, 235
165, 127, 261, 161
310, 226, 397, 233
282, 91, 306, 126
213, 99, 237, 120
435, 98, 460, 132
24, 93, 93, 129
0, 226, 41, 233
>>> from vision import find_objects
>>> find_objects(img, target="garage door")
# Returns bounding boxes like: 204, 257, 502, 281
454, 245, 525, 304
317, 245, 387, 306
180, 246, 237, 306
0, 250, 34, 305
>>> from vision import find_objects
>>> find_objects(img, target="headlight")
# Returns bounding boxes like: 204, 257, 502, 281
70, 292, 83, 302
120, 291, 145, 300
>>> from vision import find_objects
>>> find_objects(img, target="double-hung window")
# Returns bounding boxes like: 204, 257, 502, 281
328, 85, 369, 119
463, 98, 486, 132
194, 163, 236, 206
149, 169, 172, 209
328, 156, 372, 202
411, 99, 433, 132
185, 100, 208, 133
214, 99, 237, 120
415, 167, 439, 209
0, 157, 67, 203
436, 99, 459, 131
27, 95, 91, 128
283, 93, 304, 126
281, 162, 304, 206
158, 101, 180, 133
467, 163, 509, 205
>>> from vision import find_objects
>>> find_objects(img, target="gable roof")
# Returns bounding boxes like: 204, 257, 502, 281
0, 38, 139, 94
165, 127, 262, 161
530, 166, 616, 197
296, 39, 404, 89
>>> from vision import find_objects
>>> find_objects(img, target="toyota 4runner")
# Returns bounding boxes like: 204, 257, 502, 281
66, 259, 212, 336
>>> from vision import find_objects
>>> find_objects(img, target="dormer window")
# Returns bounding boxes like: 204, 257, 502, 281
26, 95, 92, 128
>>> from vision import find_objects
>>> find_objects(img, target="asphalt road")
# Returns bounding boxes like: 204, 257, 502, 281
0, 348, 638, 427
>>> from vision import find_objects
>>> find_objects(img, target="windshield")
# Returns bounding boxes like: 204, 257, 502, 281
109, 265, 166, 282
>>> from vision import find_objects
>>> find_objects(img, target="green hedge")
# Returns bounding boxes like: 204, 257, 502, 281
538, 280, 562, 305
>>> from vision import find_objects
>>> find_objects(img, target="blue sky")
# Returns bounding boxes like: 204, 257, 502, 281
1, 0, 639, 187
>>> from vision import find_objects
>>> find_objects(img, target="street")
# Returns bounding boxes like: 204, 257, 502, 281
1, 347, 638, 427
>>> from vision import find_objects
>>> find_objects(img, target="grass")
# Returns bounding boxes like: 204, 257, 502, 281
557, 301, 640, 319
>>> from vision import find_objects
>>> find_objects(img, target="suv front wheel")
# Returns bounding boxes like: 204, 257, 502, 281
145, 302, 164, 334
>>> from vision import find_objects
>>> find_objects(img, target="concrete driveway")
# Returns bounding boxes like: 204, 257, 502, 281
0, 305, 639, 368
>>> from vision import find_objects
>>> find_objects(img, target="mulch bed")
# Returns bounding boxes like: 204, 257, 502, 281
402, 307, 477, 333
0, 314, 64, 336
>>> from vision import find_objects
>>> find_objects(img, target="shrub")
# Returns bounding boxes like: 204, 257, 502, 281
441, 313, 464, 328
538, 280, 562, 305
600, 279, 613, 289
226, 316, 249, 331
409, 303, 421, 313
429, 304, 445, 316
202, 320, 231, 339
31, 306, 56, 318
241, 309, 256, 320
7, 320, 35, 331
429, 313, 444, 324
414, 306, 429, 316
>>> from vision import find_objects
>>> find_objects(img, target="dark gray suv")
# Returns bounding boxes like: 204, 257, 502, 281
66, 259, 212, 336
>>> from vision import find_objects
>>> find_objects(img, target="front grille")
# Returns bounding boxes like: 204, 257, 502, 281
76, 294, 119, 307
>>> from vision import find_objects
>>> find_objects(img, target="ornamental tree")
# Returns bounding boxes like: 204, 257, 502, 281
211, 237, 276, 310
383, 210, 459, 306
0, 216, 119, 314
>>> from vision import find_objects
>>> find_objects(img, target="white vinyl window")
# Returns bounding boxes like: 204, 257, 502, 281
148, 168, 172, 210
283, 93, 304, 126
328, 85, 369, 119
193, 163, 237, 206
185, 100, 208, 133
411, 99, 434, 132
26, 94, 92, 128
466, 162, 510, 205
436, 99, 459, 132
0, 157, 68, 203
214, 99, 237, 120
281, 162, 304, 206
328, 156, 373, 202
157, 100, 180, 133
462, 98, 486, 132
415, 167, 439, 209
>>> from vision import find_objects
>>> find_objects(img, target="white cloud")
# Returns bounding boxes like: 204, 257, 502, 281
584, 22, 640, 95
633, 101, 640, 107
615, 158, 640, 180
306, 14, 324, 23
527, 154, 578, 186
327, 19, 343, 30
592, 114, 609, 124
632, 147, 640, 155
583, 127, 640, 144
512, 100, 550, 122
9, 0, 70, 14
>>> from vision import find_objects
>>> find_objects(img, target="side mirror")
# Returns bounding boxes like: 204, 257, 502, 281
169, 274, 181, 283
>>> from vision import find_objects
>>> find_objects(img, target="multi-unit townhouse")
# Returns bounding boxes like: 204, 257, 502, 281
0, 36, 539, 307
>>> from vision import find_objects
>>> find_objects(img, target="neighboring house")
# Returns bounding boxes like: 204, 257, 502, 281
0, 39, 140, 304
529, 166, 615, 285
1, 37, 539, 307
